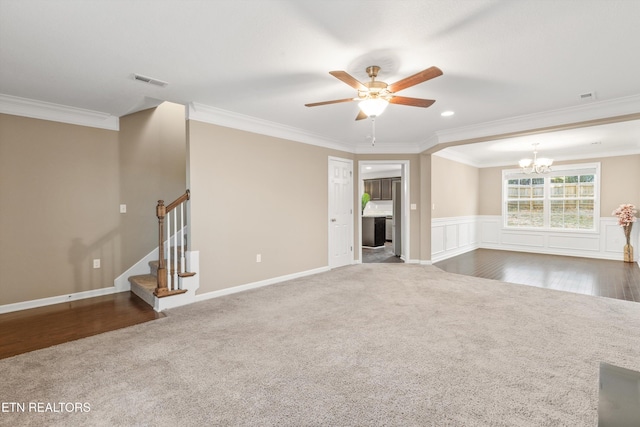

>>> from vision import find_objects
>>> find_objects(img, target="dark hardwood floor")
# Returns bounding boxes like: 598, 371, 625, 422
0, 292, 162, 359
435, 249, 640, 303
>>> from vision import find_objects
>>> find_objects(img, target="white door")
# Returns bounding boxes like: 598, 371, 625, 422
328, 157, 353, 268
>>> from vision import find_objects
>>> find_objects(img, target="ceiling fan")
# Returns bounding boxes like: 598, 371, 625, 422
305, 65, 443, 120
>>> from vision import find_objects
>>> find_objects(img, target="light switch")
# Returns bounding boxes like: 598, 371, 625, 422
410, 204, 417, 210
119, 204, 127, 213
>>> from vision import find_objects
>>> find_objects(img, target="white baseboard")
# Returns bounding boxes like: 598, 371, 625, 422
0, 286, 120, 314
195, 266, 331, 304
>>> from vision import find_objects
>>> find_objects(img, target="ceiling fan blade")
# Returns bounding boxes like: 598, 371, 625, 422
389, 96, 436, 108
355, 110, 368, 121
388, 66, 443, 93
305, 98, 355, 107
329, 71, 367, 91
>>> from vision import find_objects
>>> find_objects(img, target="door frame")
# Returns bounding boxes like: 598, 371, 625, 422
328, 156, 354, 269
358, 160, 411, 263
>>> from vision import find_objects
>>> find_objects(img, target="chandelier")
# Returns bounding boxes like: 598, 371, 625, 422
519, 143, 553, 174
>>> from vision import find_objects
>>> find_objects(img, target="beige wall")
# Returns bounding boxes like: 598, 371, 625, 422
478, 167, 503, 215
598, 154, 640, 214
0, 114, 120, 305
0, 103, 186, 306
118, 103, 187, 270
431, 155, 480, 218
478, 154, 640, 216
187, 121, 353, 294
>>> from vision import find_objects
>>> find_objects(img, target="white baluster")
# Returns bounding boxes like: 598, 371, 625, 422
166, 210, 171, 290
173, 206, 178, 289
180, 202, 186, 273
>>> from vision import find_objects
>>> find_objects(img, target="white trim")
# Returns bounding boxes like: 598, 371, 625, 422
431, 215, 637, 263
434, 94, 640, 145
0, 94, 119, 130
194, 266, 331, 303
431, 216, 480, 263
357, 160, 411, 263
0, 286, 119, 314
328, 156, 355, 269
501, 162, 601, 233
353, 141, 422, 154
187, 102, 352, 153
2, 93, 638, 153
477, 215, 637, 261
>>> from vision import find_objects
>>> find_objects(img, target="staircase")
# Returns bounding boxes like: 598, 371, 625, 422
128, 255, 193, 308
126, 190, 199, 312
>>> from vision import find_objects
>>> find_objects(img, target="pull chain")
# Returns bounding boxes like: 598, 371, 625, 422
371, 117, 376, 147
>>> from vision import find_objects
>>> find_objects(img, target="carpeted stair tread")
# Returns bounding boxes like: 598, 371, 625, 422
128, 274, 157, 293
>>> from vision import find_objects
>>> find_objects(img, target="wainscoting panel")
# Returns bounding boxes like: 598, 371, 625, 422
501, 232, 545, 248
431, 217, 479, 263
476, 215, 637, 261
604, 222, 628, 253
431, 226, 445, 255
433, 215, 639, 263
445, 225, 458, 251
480, 220, 499, 244
548, 234, 600, 252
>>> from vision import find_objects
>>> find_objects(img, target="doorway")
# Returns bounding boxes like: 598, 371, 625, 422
358, 160, 410, 264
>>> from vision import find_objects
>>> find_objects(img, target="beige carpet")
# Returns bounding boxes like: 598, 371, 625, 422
2, 264, 639, 426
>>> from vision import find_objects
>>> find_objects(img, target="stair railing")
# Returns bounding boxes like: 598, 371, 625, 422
154, 190, 194, 298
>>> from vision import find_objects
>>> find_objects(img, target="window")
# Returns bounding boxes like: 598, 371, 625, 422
503, 163, 600, 231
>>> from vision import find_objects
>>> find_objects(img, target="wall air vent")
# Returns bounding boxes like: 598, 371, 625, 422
133, 73, 168, 87
579, 91, 596, 101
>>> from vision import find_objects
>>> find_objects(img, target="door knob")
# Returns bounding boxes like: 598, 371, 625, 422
331, 218, 337, 222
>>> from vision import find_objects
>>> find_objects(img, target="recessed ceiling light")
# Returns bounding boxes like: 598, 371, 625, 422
441, 111, 455, 117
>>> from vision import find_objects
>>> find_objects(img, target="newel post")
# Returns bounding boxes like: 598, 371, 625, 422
154, 200, 168, 297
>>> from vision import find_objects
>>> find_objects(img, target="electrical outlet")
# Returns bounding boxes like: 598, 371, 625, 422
411, 203, 417, 210
93, 259, 101, 269
119, 204, 127, 213
256, 254, 262, 263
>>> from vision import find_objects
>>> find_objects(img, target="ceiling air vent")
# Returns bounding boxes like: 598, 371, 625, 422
579, 91, 596, 101
133, 73, 168, 87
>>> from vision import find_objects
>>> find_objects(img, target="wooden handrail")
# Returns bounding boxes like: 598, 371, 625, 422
154, 190, 191, 298
166, 189, 190, 212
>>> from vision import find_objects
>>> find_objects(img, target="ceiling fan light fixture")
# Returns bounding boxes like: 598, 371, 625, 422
359, 98, 388, 117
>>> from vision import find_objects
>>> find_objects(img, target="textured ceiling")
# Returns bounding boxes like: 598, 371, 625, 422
1, 0, 639, 160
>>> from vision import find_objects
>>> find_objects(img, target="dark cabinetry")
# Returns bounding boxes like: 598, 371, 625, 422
364, 177, 400, 200
362, 216, 386, 247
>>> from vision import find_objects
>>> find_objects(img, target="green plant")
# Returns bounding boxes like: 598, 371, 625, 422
361, 192, 371, 212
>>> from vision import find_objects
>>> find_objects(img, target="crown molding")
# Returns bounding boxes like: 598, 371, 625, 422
0, 94, 119, 130
187, 102, 353, 153
353, 141, 422, 154
434, 94, 640, 145
432, 148, 481, 167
